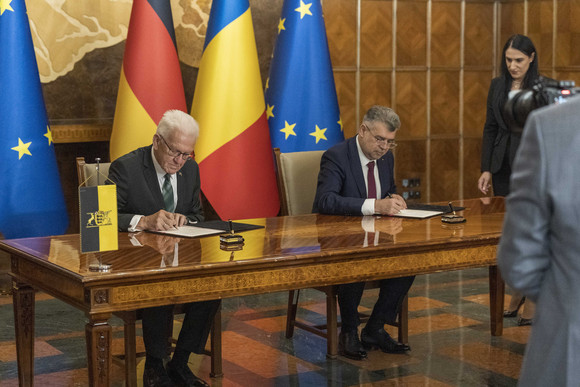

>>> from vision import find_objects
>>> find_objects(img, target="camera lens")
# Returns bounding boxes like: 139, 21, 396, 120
503, 90, 539, 133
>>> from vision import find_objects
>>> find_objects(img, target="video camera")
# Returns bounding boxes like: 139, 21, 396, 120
503, 76, 579, 133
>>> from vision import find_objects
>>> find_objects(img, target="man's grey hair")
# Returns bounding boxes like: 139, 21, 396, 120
156, 110, 199, 139
362, 105, 400, 132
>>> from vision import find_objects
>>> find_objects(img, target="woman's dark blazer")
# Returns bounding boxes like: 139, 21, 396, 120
480, 77, 523, 175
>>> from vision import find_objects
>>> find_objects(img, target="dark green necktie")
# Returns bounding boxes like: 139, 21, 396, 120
162, 173, 174, 212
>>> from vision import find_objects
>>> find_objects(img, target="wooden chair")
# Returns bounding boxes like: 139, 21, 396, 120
273, 148, 408, 358
76, 157, 222, 385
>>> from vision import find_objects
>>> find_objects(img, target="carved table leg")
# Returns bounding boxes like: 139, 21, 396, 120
13, 281, 35, 387
86, 315, 113, 387
489, 265, 505, 336
326, 288, 338, 359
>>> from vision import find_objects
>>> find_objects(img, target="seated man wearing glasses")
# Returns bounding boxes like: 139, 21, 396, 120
313, 105, 415, 360
108, 109, 216, 387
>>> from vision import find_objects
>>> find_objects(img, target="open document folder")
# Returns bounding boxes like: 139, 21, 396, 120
388, 203, 465, 219
153, 220, 264, 238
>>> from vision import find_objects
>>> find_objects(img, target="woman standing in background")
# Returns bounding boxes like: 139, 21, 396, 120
478, 34, 539, 326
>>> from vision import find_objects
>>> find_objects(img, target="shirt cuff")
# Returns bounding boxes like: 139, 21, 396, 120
128, 215, 144, 232
361, 199, 376, 216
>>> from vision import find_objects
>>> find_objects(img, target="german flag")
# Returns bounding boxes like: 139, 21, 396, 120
191, 0, 280, 220
109, 0, 186, 161
79, 185, 118, 253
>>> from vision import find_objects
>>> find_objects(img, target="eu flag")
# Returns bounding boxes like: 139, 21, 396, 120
265, 0, 344, 152
0, 0, 69, 238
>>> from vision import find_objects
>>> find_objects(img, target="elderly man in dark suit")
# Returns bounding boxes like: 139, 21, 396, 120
313, 105, 414, 360
108, 109, 216, 387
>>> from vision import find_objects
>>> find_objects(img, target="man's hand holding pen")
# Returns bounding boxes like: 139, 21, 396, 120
374, 193, 407, 215
137, 210, 189, 231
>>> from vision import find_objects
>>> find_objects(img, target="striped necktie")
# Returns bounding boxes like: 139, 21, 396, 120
162, 173, 174, 212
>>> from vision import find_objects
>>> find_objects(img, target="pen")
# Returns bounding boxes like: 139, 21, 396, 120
386, 192, 393, 198
228, 219, 234, 234
448, 201, 456, 215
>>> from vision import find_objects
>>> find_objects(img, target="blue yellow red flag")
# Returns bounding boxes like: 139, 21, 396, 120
109, 0, 187, 161
191, 0, 280, 220
0, 0, 69, 238
265, 0, 344, 152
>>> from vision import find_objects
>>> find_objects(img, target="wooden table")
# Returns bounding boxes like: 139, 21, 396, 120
1, 197, 506, 386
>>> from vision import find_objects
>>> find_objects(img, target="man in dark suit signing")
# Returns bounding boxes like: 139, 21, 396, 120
108, 109, 217, 387
313, 105, 415, 360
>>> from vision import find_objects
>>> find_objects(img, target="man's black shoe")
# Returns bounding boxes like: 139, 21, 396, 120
143, 364, 174, 387
338, 330, 368, 360
361, 327, 410, 354
166, 360, 210, 387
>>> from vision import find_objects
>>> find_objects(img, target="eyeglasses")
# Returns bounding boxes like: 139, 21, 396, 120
158, 134, 192, 160
362, 124, 398, 149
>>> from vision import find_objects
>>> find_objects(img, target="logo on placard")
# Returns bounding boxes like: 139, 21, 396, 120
86, 210, 113, 228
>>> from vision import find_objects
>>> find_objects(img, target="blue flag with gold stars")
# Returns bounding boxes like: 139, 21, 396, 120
265, 0, 344, 152
0, 0, 69, 238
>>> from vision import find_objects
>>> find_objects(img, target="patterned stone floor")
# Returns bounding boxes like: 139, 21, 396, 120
0, 268, 529, 386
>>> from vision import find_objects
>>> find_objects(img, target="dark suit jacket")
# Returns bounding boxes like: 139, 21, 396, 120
480, 77, 522, 174
313, 136, 396, 215
108, 145, 204, 231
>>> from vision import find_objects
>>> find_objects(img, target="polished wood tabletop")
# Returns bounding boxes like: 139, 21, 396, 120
1, 197, 506, 387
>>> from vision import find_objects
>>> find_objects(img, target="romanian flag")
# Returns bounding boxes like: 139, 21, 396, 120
0, 0, 69, 238
109, 0, 186, 161
265, 0, 344, 152
191, 0, 280, 220
79, 185, 118, 253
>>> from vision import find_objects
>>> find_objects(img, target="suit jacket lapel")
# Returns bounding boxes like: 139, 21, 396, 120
143, 146, 165, 208
348, 137, 367, 198
377, 155, 391, 197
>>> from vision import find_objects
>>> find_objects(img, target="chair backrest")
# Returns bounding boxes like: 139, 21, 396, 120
76, 157, 111, 187
274, 148, 324, 216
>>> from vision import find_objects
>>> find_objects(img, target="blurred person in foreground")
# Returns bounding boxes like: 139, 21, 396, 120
497, 95, 580, 386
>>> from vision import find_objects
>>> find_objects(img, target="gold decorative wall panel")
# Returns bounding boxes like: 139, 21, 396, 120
431, 71, 460, 136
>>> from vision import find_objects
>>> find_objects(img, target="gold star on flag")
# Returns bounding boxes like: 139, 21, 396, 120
310, 125, 327, 144
266, 104, 275, 119
12, 138, 32, 159
295, 0, 312, 19
44, 125, 54, 145
337, 117, 344, 132
278, 18, 286, 34
0, 0, 14, 15
280, 121, 297, 140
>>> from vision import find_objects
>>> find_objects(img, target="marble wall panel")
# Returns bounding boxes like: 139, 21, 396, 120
396, 72, 427, 139
464, 2, 495, 67
463, 71, 492, 138
430, 139, 460, 202
334, 71, 358, 139
431, 2, 461, 67
527, 0, 554, 69
463, 137, 484, 199
396, 1, 427, 67
360, 71, 392, 117
556, 0, 580, 67
361, 0, 393, 68
324, 0, 357, 68
431, 71, 460, 136
393, 140, 426, 202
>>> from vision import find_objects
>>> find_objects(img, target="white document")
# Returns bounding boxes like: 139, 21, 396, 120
155, 225, 224, 238
391, 209, 443, 219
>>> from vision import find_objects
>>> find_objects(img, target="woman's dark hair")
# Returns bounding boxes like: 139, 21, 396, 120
500, 34, 539, 92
